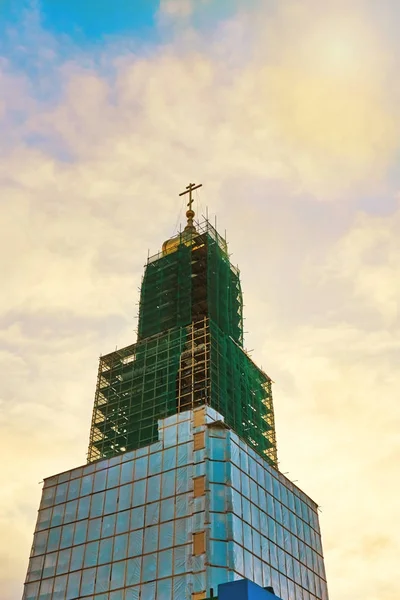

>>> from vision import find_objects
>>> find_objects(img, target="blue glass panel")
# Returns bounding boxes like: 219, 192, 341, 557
116, 510, 130, 534
232, 515, 243, 546
157, 576, 172, 600
52, 574, 67, 600
80, 567, 96, 595
25, 581, 40, 599
90, 492, 105, 518
37, 508, 52, 531
47, 527, 62, 552
268, 517, 276, 542
231, 465, 241, 492
55, 483, 68, 505
43, 552, 57, 578
231, 490, 242, 515
177, 442, 192, 466
163, 447, 177, 471
95, 564, 111, 593
262, 561, 272, 589
158, 548, 173, 579
60, 524, 75, 549
209, 484, 225, 512
104, 488, 119, 515
261, 535, 269, 562
66, 571, 81, 600
144, 526, 159, 554
126, 557, 142, 586
241, 474, 250, 499
28, 555, 44, 582
111, 560, 126, 590
39, 577, 53, 599
120, 461, 134, 485
99, 538, 113, 564
93, 470, 107, 493
127, 530, 143, 558
173, 545, 186, 575
32, 530, 48, 557
145, 501, 160, 526
107, 465, 121, 488
239, 450, 248, 472
149, 452, 162, 475
135, 456, 149, 480
142, 554, 157, 582
84, 541, 99, 567
56, 548, 71, 575
254, 556, 263, 586
77, 496, 90, 521
210, 461, 225, 483
177, 420, 190, 444
253, 529, 261, 557
264, 471, 273, 495
251, 504, 260, 531
130, 506, 145, 530
243, 523, 252, 552
244, 549, 253, 580
210, 540, 227, 567
176, 467, 191, 494
141, 581, 156, 600
67, 478, 81, 501
160, 499, 174, 522
132, 480, 146, 507
119, 484, 133, 511
175, 494, 189, 518
242, 498, 250, 524
147, 475, 161, 503
64, 500, 78, 524
270, 542, 278, 570
161, 470, 176, 499
41, 486, 56, 509
175, 518, 189, 545
163, 424, 177, 447
159, 522, 174, 549
275, 502, 282, 525
101, 514, 116, 538
114, 533, 129, 561
70, 545, 84, 571
279, 573, 288, 600
73, 521, 87, 546
211, 513, 227, 540
87, 518, 102, 541
50, 505, 64, 528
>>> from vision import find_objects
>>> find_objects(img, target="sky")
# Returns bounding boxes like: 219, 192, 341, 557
0, 0, 399, 599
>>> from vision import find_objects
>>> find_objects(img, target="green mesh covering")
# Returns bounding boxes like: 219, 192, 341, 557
88, 219, 277, 466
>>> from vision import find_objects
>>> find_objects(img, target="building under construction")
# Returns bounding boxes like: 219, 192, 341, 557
22, 185, 329, 600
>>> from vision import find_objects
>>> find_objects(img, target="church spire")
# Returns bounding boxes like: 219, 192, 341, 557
179, 182, 202, 232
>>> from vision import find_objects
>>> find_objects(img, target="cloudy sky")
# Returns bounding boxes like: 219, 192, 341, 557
0, 0, 399, 598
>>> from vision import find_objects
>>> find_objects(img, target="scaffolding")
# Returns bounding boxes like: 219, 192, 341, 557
87, 218, 277, 467
88, 317, 277, 466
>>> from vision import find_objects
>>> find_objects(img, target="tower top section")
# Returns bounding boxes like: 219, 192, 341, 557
162, 182, 203, 256
179, 182, 203, 232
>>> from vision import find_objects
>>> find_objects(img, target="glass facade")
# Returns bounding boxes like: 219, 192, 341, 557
24, 408, 328, 600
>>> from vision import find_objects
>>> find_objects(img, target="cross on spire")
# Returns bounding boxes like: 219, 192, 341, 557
179, 182, 202, 231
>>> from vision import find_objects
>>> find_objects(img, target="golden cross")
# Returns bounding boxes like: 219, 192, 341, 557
179, 182, 202, 211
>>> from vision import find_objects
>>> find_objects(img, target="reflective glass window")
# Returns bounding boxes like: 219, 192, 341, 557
87, 518, 102, 541
33, 530, 49, 556
114, 533, 129, 561
142, 553, 157, 582
107, 464, 121, 488
119, 483, 133, 511
37, 508, 52, 531
67, 477, 80, 501
55, 483, 68, 505
38, 577, 53, 599
174, 518, 188, 546
43, 552, 57, 578
175, 494, 189, 519
70, 545, 84, 571
209, 484, 225, 512
80, 567, 96, 596
147, 475, 161, 503
52, 574, 67, 600
51, 504, 65, 528
25, 582, 40, 600
60, 524, 75, 549
244, 549, 253, 580
116, 510, 130, 534
144, 525, 159, 554
163, 447, 176, 471
56, 548, 71, 575
84, 541, 99, 567
173, 545, 186, 575
90, 492, 105, 518
27, 555, 44, 582
160, 498, 174, 522
99, 537, 113, 564
145, 501, 160, 526
41, 487, 56, 509
254, 556, 263, 587
73, 520, 88, 546
66, 571, 81, 599
242, 497, 251, 524
95, 564, 111, 593
120, 460, 134, 485
48, 527, 62, 552
104, 488, 119, 515
158, 548, 173, 579
130, 506, 145, 530
161, 470, 175, 499
132, 480, 146, 507
149, 451, 162, 475
126, 557, 142, 586
93, 469, 107, 492
80, 474, 94, 497
159, 522, 174, 550
127, 529, 143, 557
135, 456, 148, 480
241, 474, 250, 499
77, 496, 90, 521
64, 500, 78, 524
